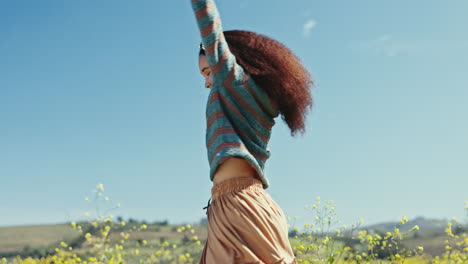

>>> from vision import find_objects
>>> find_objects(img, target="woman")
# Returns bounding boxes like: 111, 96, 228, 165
192, 0, 313, 263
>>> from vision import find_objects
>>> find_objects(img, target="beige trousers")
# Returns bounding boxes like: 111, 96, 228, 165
200, 177, 296, 264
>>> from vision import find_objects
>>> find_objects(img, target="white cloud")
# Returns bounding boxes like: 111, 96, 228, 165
303, 19, 317, 37
361, 34, 413, 57
373, 34, 392, 45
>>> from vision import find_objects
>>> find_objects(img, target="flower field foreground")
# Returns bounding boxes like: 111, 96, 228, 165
1, 185, 467, 264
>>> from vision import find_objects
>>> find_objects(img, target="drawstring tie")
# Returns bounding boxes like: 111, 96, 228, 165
203, 198, 211, 215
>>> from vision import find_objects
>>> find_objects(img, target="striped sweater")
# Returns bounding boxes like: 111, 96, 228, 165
191, 0, 279, 188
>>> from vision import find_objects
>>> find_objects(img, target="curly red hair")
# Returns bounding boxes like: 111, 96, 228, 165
223, 30, 314, 136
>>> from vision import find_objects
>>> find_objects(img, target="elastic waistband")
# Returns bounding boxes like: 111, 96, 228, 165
211, 177, 264, 200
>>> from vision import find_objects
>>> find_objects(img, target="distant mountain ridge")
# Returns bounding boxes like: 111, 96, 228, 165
362, 216, 449, 233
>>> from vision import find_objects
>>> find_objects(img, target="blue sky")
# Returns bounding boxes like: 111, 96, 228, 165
1, 0, 467, 228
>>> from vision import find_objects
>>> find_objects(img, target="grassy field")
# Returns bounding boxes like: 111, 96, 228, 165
1, 191, 465, 263
0, 221, 208, 260
0, 220, 464, 257
0, 224, 80, 254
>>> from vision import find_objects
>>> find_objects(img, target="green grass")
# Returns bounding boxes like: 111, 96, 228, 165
0, 224, 80, 254
0, 222, 207, 258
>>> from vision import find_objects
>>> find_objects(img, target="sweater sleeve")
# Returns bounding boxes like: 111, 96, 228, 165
191, 0, 279, 117
191, 0, 237, 80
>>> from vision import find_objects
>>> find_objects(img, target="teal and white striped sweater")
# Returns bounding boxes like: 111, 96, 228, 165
191, 0, 279, 188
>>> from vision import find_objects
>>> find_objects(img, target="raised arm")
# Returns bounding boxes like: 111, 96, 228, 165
191, 0, 237, 79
